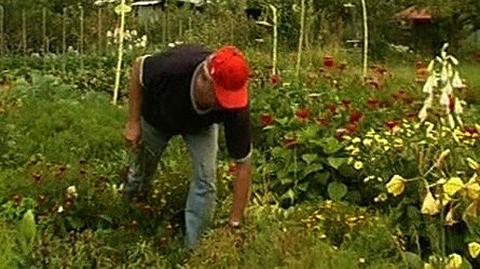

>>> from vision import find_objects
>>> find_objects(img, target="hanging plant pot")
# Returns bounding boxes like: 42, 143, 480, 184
323, 55, 335, 68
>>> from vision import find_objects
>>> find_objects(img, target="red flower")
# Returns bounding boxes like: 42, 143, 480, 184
342, 99, 351, 110
335, 128, 349, 140
464, 126, 479, 135
270, 74, 281, 87
342, 99, 352, 110
323, 55, 335, 68
405, 111, 417, 119
402, 95, 414, 105
326, 103, 337, 114
349, 109, 363, 124
367, 97, 379, 109
284, 136, 298, 149
392, 90, 407, 101
295, 107, 310, 121
317, 117, 331, 126
346, 123, 359, 134
385, 120, 400, 130
416, 61, 425, 69
260, 113, 274, 127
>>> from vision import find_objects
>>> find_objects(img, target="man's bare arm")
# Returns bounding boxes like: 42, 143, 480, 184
229, 158, 252, 226
123, 57, 143, 147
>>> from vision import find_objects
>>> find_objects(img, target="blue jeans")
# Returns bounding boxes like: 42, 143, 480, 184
124, 118, 218, 249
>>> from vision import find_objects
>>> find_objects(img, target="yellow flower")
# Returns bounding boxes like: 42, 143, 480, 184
386, 175, 405, 197
445, 253, 462, 269
421, 190, 440, 215
352, 137, 361, 144
353, 161, 363, 170
424, 263, 434, 269
464, 202, 479, 219
445, 207, 457, 226
467, 158, 480, 171
465, 176, 480, 200
468, 242, 480, 258
443, 177, 464, 197
362, 138, 373, 147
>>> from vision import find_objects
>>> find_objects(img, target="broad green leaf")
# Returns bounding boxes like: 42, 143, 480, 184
301, 153, 317, 164
114, 4, 132, 15
17, 209, 36, 253
327, 157, 346, 169
297, 182, 309, 192
314, 171, 330, 185
302, 163, 324, 178
321, 137, 344, 154
327, 182, 347, 201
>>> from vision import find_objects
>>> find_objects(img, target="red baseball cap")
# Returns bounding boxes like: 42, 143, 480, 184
208, 46, 250, 109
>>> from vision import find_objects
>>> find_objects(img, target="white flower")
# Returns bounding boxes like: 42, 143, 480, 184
422, 76, 436, 94
66, 185, 78, 198
419, 106, 428, 122
57, 206, 64, 213
441, 65, 449, 83
452, 72, 465, 88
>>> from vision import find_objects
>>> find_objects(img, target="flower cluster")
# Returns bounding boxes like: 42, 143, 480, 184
107, 29, 148, 49
418, 43, 467, 128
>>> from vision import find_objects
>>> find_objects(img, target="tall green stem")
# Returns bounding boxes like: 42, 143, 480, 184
361, 0, 369, 78
269, 5, 278, 75
112, 0, 127, 105
42, 7, 47, 53
295, 0, 305, 79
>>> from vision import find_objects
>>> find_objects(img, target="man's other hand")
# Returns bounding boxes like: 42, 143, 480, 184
123, 121, 141, 147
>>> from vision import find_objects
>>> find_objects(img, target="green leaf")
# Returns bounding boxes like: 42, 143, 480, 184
327, 157, 346, 169
314, 171, 330, 185
327, 182, 348, 201
461, 259, 473, 269
281, 189, 296, 204
302, 163, 324, 178
403, 251, 424, 269
17, 209, 36, 253
321, 137, 344, 154
114, 4, 132, 15
301, 153, 318, 164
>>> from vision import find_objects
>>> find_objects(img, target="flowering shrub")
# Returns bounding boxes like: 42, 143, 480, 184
341, 47, 480, 265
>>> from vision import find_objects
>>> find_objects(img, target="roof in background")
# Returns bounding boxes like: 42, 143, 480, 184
396, 6, 432, 21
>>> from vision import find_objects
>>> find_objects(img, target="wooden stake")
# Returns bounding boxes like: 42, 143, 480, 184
295, 0, 305, 79
361, 0, 369, 79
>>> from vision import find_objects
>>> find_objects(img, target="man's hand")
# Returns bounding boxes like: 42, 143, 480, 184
123, 121, 141, 148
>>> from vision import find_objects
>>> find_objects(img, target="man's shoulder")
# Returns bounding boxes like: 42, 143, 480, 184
151, 44, 213, 59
